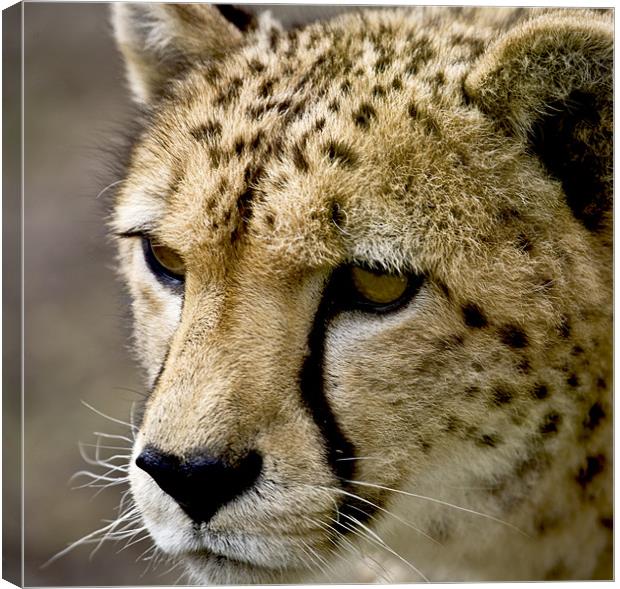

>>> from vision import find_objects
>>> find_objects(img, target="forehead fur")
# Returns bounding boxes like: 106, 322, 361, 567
116, 8, 575, 281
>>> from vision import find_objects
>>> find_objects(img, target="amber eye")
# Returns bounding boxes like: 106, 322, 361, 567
143, 237, 185, 284
340, 265, 423, 313
351, 266, 408, 304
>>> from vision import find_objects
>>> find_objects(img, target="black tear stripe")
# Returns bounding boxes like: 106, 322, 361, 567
299, 269, 379, 533
131, 346, 171, 431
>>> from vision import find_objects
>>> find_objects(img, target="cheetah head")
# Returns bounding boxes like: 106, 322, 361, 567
111, 5, 612, 583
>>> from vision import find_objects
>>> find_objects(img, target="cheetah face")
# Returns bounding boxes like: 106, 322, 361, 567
111, 5, 612, 583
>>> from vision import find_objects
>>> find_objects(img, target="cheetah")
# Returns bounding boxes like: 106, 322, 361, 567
109, 4, 612, 583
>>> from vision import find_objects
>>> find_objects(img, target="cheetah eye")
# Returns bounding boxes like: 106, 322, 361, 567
346, 266, 423, 312
143, 237, 186, 285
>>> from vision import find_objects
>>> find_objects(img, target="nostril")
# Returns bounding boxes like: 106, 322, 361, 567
135, 446, 262, 525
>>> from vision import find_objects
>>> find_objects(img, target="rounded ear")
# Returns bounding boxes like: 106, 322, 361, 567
111, 4, 256, 104
464, 10, 613, 232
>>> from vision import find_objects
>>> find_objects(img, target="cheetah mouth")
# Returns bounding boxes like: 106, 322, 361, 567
181, 542, 304, 583
181, 530, 312, 571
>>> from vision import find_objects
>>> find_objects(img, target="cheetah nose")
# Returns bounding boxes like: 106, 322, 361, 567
136, 446, 262, 525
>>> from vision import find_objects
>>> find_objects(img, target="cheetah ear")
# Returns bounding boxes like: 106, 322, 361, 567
464, 10, 613, 232
111, 3, 255, 104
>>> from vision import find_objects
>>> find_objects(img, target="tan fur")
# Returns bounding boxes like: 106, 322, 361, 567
111, 5, 612, 583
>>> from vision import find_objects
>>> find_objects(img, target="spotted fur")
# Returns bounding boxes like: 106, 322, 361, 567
111, 5, 612, 583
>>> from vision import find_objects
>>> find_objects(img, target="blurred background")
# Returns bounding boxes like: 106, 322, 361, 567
16, 3, 356, 586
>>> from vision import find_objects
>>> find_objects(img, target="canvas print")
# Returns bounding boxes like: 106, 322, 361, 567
5, 3, 612, 585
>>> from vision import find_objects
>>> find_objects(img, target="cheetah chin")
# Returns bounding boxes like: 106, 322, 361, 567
110, 4, 611, 583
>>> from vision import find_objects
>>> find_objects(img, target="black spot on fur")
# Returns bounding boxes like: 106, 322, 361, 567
492, 388, 512, 406
215, 77, 243, 107
576, 454, 605, 488
567, 374, 579, 388
314, 117, 326, 132
208, 148, 221, 167
517, 357, 531, 374
515, 233, 533, 253
462, 303, 488, 328
464, 385, 480, 398
264, 213, 275, 228
540, 412, 561, 434
331, 201, 345, 227
203, 64, 221, 84
269, 27, 281, 51
477, 433, 499, 448
558, 316, 571, 338
374, 55, 391, 73
571, 345, 584, 356
583, 402, 605, 430
258, 79, 275, 98
404, 44, 434, 75
597, 377, 607, 389
325, 140, 357, 167
190, 121, 222, 142
497, 207, 521, 224
498, 324, 528, 349
275, 99, 292, 114
352, 102, 376, 129
248, 58, 265, 74
214, 5, 256, 32
250, 131, 262, 151
391, 76, 403, 91
328, 99, 340, 113
372, 84, 386, 98
444, 415, 463, 433
434, 71, 446, 85
291, 143, 309, 173
237, 188, 255, 222
408, 102, 418, 119
514, 447, 549, 479
233, 138, 245, 156
243, 164, 264, 187
532, 384, 549, 400
340, 80, 351, 95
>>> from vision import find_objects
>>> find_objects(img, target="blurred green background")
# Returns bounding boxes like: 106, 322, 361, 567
17, 3, 356, 585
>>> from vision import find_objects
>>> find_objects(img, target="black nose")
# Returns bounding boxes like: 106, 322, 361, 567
136, 446, 262, 524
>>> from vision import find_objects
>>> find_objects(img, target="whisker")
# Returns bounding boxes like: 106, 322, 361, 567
309, 484, 439, 545
333, 513, 429, 582
42, 507, 141, 568
344, 478, 528, 537
82, 401, 137, 431
96, 179, 124, 200
79, 443, 131, 451
93, 431, 134, 443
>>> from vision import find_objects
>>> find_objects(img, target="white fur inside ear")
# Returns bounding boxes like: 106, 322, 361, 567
111, 4, 170, 103
111, 4, 250, 104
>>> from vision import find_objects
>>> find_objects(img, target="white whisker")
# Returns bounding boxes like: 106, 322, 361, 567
310, 484, 439, 545
334, 513, 429, 582
96, 179, 124, 200
344, 479, 528, 537
93, 431, 134, 443
82, 401, 137, 431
